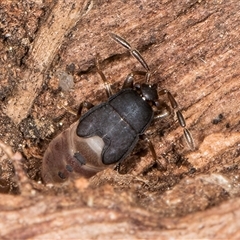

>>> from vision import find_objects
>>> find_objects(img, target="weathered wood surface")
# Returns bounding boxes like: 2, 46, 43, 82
0, 0, 240, 239
1, 190, 240, 239
4, 0, 92, 125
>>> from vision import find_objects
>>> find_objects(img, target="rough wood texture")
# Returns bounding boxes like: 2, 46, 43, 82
0, 0, 240, 239
4, 0, 92, 125
1, 184, 240, 239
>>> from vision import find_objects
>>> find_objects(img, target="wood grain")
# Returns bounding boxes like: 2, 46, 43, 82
0, 0, 240, 239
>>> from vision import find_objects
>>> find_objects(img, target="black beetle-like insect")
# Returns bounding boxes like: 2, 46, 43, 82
42, 33, 194, 183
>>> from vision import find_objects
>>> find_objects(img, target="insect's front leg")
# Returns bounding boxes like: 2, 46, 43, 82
95, 54, 113, 97
122, 71, 146, 89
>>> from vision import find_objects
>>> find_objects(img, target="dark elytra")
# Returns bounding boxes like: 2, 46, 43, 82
77, 88, 154, 165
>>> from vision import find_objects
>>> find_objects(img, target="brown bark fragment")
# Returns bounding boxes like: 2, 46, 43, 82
4, 0, 92, 125
0, 192, 240, 239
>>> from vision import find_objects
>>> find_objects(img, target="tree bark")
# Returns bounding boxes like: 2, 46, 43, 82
0, 0, 240, 239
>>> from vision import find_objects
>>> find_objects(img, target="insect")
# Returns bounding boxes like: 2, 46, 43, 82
42, 33, 194, 183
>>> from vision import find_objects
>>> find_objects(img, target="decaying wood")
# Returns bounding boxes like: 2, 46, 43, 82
4, 0, 93, 125
1, 184, 240, 239
0, 0, 240, 239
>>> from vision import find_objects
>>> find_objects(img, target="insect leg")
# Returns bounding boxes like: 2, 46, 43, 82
77, 101, 94, 118
95, 54, 113, 97
140, 134, 157, 161
154, 100, 172, 120
122, 70, 147, 89
130, 134, 159, 174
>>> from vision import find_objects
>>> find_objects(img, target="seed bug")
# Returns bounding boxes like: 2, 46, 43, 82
42, 33, 194, 183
